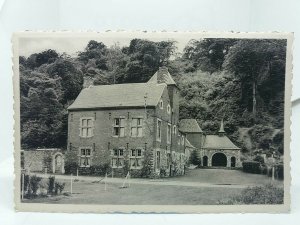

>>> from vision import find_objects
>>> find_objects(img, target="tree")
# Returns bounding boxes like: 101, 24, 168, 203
189, 150, 201, 166
183, 38, 237, 74
223, 39, 286, 123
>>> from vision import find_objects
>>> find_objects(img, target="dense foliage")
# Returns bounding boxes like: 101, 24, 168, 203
20, 38, 286, 157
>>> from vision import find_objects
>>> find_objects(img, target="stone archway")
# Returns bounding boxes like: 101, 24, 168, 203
52, 152, 65, 174
211, 153, 227, 167
202, 156, 208, 167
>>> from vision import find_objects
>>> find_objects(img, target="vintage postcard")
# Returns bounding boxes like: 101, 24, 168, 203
13, 31, 293, 213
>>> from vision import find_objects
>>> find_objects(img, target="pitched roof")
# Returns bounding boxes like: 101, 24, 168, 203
147, 71, 176, 85
68, 83, 166, 110
185, 139, 196, 149
179, 119, 203, 133
202, 135, 240, 150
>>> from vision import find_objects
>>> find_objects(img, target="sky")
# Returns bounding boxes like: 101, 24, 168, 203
18, 32, 200, 57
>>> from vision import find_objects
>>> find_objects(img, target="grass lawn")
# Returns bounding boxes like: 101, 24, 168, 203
22, 169, 283, 205
169, 168, 283, 186
23, 179, 243, 205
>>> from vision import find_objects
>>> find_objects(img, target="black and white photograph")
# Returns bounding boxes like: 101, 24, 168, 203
13, 32, 292, 213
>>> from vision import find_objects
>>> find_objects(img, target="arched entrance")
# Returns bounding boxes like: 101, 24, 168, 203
52, 153, 65, 174
212, 153, 227, 167
231, 156, 236, 167
203, 156, 208, 167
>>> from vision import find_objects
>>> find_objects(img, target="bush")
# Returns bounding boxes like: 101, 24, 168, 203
29, 175, 42, 197
242, 161, 261, 174
54, 182, 65, 195
219, 184, 284, 204
253, 155, 265, 164
189, 150, 201, 167
47, 176, 55, 194
64, 162, 78, 174
275, 164, 284, 180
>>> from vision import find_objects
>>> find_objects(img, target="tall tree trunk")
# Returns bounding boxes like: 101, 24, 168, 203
252, 80, 257, 123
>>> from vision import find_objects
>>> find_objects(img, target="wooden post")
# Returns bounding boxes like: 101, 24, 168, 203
272, 166, 275, 181
21, 173, 25, 200
70, 174, 73, 194
112, 169, 114, 178
104, 173, 107, 191
76, 168, 79, 178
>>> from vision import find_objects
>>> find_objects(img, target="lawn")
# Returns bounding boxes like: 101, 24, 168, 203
23, 179, 244, 205
169, 168, 283, 186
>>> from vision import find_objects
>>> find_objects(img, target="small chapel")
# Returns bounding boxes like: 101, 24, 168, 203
179, 119, 241, 168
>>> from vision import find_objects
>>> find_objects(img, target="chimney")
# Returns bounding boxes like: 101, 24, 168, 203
157, 66, 169, 84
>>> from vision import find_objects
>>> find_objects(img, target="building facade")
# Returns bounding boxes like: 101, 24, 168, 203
180, 119, 241, 168
66, 67, 187, 178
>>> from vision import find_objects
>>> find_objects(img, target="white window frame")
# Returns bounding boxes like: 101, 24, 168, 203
131, 117, 143, 137
113, 117, 126, 137
130, 148, 143, 169
159, 99, 163, 109
167, 104, 171, 114
111, 148, 125, 168
157, 118, 162, 142
78, 147, 92, 167
167, 123, 171, 144
79, 117, 94, 138
173, 125, 176, 135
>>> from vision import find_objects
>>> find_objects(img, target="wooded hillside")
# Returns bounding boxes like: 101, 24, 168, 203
19, 38, 286, 156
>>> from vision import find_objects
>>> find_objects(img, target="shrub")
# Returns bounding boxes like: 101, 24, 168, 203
64, 162, 78, 174
54, 182, 65, 195
275, 164, 284, 180
189, 150, 201, 167
47, 176, 55, 194
242, 161, 261, 174
219, 184, 284, 204
29, 175, 42, 196
253, 155, 265, 164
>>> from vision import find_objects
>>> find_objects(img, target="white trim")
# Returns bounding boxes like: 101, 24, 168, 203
156, 118, 162, 142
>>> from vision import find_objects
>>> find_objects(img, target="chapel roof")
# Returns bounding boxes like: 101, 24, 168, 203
202, 135, 240, 150
179, 119, 203, 133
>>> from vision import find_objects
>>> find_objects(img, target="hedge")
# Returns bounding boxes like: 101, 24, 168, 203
242, 161, 261, 174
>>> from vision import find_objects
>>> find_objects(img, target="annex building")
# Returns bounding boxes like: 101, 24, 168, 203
179, 119, 241, 168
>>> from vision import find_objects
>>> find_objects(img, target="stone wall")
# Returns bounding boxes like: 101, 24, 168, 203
23, 149, 65, 173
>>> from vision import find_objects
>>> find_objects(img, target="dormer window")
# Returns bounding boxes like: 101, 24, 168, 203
167, 104, 171, 114
159, 99, 163, 109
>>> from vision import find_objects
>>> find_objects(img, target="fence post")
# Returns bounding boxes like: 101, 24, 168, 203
104, 173, 107, 191
272, 166, 275, 181
21, 173, 25, 200
76, 168, 79, 178
70, 173, 73, 194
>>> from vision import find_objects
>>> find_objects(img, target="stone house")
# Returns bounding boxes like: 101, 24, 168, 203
180, 119, 241, 168
66, 67, 187, 177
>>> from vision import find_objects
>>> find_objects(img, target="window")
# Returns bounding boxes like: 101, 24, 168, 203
111, 148, 124, 168
79, 148, 91, 167
178, 133, 181, 145
167, 104, 171, 114
167, 123, 171, 144
80, 118, 94, 138
159, 99, 163, 109
156, 151, 161, 170
181, 135, 185, 146
130, 148, 143, 169
113, 118, 125, 137
173, 125, 176, 135
131, 118, 143, 137
157, 119, 162, 141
